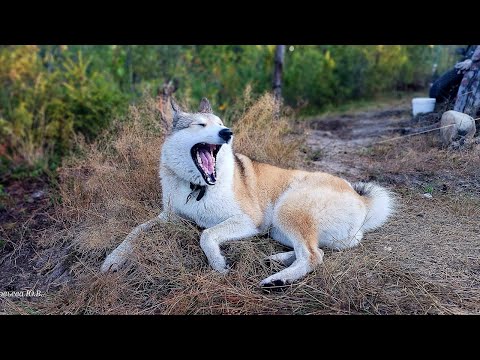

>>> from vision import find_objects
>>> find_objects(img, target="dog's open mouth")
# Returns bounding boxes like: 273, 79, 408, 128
191, 143, 222, 185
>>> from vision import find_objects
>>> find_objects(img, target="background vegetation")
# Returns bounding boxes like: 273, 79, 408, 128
0, 45, 459, 180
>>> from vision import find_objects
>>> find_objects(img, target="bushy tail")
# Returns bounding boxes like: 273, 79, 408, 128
353, 182, 395, 231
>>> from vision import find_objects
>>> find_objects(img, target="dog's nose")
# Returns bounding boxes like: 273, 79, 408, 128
219, 128, 233, 142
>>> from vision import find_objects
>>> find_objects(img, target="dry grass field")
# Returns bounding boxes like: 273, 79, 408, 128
1, 93, 479, 314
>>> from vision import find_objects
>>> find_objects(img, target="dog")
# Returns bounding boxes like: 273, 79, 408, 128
101, 97, 395, 286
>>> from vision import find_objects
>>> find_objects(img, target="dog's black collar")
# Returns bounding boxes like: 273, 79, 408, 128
187, 182, 207, 202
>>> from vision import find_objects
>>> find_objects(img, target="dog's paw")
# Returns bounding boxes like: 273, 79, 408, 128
260, 279, 286, 287
208, 256, 231, 274
211, 262, 230, 274
100, 252, 126, 273
260, 279, 289, 292
217, 267, 229, 274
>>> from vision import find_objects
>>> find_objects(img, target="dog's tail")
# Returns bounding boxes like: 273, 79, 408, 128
352, 182, 395, 232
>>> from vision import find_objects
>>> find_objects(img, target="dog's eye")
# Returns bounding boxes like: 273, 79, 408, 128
196, 123, 206, 127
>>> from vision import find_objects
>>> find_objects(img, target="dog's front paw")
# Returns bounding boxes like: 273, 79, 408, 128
211, 262, 230, 274
209, 257, 230, 274
216, 266, 229, 274
100, 251, 127, 273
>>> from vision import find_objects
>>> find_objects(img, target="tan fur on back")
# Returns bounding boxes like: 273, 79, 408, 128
233, 153, 362, 227
233, 153, 295, 226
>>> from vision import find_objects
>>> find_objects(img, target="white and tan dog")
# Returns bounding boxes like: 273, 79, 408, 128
101, 98, 395, 286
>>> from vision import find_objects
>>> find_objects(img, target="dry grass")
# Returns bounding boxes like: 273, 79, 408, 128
53, 95, 166, 253
231, 92, 304, 167
363, 133, 480, 193
7, 93, 480, 315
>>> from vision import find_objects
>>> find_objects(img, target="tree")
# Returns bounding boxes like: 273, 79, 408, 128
273, 45, 285, 117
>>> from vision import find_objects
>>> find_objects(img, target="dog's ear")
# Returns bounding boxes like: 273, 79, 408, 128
171, 98, 182, 116
198, 98, 212, 113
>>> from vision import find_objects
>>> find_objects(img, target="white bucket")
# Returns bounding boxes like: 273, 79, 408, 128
412, 97, 436, 116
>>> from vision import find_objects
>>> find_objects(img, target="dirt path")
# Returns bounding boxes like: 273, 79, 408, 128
303, 101, 480, 314
305, 103, 411, 179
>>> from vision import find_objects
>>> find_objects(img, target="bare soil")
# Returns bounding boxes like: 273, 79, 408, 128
305, 106, 410, 177
0, 178, 73, 313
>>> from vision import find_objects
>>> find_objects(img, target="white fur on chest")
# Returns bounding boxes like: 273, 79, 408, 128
160, 166, 242, 229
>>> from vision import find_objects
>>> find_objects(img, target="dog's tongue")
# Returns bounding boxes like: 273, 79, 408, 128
199, 148, 215, 175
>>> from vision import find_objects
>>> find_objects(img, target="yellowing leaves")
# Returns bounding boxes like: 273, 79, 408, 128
324, 50, 336, 68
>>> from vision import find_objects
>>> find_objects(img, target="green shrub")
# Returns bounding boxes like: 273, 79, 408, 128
0, 46, 126, 176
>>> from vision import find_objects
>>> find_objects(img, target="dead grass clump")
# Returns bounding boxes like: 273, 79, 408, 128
364, 133, 480, 191
231, 92, 304, 168
53, 95, 166, 253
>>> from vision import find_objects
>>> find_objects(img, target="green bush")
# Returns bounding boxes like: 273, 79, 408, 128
0, 45, 126, 177
284, 46, 337, 110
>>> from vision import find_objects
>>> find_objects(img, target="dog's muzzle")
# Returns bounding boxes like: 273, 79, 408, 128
219, 128, 233, 143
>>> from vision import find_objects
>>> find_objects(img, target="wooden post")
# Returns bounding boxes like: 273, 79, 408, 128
273, 45, 285, 118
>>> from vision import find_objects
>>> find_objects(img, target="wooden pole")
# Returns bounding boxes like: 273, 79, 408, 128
273, 45, 285, 118
273, 45, 285, 102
